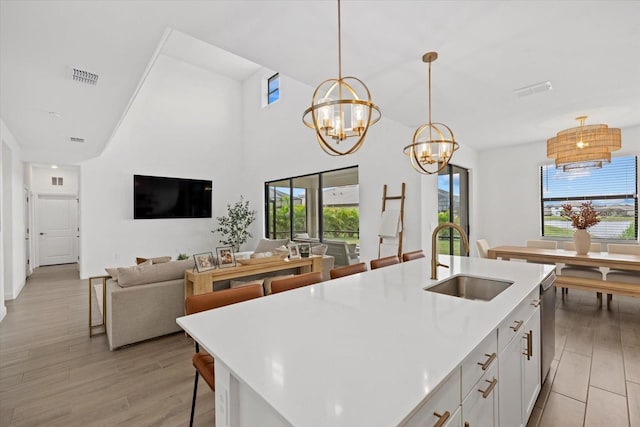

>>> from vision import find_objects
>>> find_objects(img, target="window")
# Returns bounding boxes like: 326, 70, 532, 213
267, 73, 279, 104
541, 156, 638, 240
437, 164, 469, 255
265, 166, 359, 245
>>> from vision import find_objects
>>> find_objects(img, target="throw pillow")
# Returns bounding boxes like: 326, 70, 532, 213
117, 259, 191, 288
105, 267, 119, 281
150, 256, 172, 264
255, 238, 289, 253
230, 279, 265, 289
311, 244, 328, 256
263, 274, 294, 295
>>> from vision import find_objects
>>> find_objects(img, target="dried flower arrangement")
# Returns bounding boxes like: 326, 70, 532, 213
561, 201, 601, 230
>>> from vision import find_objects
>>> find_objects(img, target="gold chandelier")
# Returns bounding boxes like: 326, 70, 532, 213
547, 116, 621, 171
302, 0, 381, 156
403, 52, 459, 175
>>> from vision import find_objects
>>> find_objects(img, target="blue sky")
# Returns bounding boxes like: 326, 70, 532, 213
438, 174, 460, 194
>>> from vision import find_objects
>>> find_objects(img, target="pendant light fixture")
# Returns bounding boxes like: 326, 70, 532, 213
302, 0, 381, 156
547, 116, 621, 171
403, 52, 459, 175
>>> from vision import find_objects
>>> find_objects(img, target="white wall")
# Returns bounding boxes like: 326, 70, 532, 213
476, 125, 640, 247
241, 68, 479, 263
31, 165, 79, 195
1, 118, 26, 308
79, 54, 244, 278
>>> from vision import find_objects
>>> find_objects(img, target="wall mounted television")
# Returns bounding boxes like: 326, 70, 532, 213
134, 175, 212, 219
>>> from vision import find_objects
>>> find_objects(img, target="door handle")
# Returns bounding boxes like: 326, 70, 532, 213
39, 232, 46, 236
510, 320, 523, 332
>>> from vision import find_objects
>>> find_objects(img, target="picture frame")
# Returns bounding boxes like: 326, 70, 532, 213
193, 252, 216, 272
298, 242, 311, 258
288, 243, 301, 259
216, 246, 236, 268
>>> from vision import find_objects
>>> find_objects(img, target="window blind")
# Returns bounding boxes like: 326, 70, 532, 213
540, 156, 638, 240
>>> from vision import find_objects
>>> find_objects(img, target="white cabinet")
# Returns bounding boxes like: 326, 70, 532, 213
462, 362, 499, 427
522, 307, 541, 421
402, 369, 461, 427
498, 288, 541, 427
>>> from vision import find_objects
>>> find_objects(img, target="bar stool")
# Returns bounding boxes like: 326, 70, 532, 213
370, 255, 400, 270
330, 262, 367, 279
402, 250, 425, 262
270, 272, 323, 294
184, 284, 264, 427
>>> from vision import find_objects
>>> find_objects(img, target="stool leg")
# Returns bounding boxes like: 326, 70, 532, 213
607, 293, 613, 309
190, 371, 199, 427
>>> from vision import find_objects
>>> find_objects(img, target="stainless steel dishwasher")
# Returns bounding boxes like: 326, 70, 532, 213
540, 271, 556, 383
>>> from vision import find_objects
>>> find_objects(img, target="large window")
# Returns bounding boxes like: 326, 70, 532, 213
265, 166, 359, 244
541, 156, 638, 240
437, 164, 470, 255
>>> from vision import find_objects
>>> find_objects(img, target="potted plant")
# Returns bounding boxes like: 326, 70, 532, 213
561, 201, 601, 255
213, 196, 256, 252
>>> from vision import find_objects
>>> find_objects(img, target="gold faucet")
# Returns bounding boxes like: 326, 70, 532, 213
431, 222, 470, 280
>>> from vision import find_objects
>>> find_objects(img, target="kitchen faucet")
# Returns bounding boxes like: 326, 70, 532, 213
431, 222, 470, 280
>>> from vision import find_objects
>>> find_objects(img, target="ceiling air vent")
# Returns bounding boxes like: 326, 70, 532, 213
69, 137, 85, 143
70, 67, 99, 86
513, 81, 552, 97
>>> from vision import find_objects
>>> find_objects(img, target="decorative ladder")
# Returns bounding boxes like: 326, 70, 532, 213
378, 183, 406, 259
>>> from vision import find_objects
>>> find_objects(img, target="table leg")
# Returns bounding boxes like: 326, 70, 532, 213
88, 275, 108, 337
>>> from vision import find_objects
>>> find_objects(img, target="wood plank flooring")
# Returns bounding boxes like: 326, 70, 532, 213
0, 264, 214, 426
1, 264, 639, 426
528, 288, 640, 427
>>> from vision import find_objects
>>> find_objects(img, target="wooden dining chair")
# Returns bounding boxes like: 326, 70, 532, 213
475, 239, 490, 259
370, 255, 400, 270
270, 271, 323, 294
329, 262, 368, 279
184, 284, 263, 427
560, 242, 603, 299
606, 244, 640, 305
402, 250, 425, 262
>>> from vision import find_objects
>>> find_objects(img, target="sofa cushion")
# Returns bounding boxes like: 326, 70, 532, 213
255, 238, 289, 253
106, 259, 151, 282
117, 258, 194, 288
311, 244, 328, 256
150, 256, 172, 264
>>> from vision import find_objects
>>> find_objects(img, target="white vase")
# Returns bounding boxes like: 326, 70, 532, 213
573, 229, 591, 255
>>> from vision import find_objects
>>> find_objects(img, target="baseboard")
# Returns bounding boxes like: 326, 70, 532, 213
0, 305, 6, 322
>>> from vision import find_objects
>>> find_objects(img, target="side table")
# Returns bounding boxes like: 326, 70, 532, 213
88, 275, 109, 337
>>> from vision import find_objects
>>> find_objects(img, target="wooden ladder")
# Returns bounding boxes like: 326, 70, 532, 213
378, 183, 406, 259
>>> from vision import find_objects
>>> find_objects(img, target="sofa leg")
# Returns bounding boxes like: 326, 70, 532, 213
190, 371, 199, 427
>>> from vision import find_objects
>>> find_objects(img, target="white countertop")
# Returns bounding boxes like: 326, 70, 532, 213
177, 255, 554, 427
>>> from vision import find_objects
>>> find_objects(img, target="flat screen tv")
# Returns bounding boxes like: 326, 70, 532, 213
134, 175, 212, 219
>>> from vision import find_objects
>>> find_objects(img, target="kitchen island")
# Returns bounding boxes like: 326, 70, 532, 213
177, 255, 555, 427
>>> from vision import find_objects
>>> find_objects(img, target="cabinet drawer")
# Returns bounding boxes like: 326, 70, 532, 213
498, 287, 540, 354
461, 330, 497, 399
462, 362, 499, 427
402, 369, 461, 427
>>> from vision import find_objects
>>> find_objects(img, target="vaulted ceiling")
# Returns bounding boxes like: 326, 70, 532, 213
2, 1, 639, 165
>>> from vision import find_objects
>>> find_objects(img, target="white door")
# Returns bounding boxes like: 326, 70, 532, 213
38, 196, 78, 266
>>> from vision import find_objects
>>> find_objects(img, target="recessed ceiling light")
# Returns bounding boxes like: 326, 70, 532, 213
48, 111, 61, 118
69, 136, 85, 143
51, 165, 59, 169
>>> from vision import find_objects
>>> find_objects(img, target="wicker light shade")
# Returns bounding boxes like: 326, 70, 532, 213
547, 116, 621, 171
403, 52, 459, 175
302, 0, 381, 156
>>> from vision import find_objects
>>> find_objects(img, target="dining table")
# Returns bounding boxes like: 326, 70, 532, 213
487, 245, 640, 307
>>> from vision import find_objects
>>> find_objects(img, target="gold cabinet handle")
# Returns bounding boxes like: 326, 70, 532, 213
433, 411, 450, 427
477, 352, 497, 371
510, 320, 523, 332
531, 299, 541, 307
478, 377, 498, 399
522, 330, 533, 360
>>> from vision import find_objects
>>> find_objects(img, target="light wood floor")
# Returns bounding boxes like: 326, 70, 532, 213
1, 265, 639, 426
528, 288, 640, 427
0, 264, 214, 426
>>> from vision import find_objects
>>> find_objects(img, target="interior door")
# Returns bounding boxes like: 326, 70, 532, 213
38, 196, 78, 266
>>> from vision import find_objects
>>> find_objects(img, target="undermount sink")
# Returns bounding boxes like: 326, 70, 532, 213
425, 275, 514, 301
